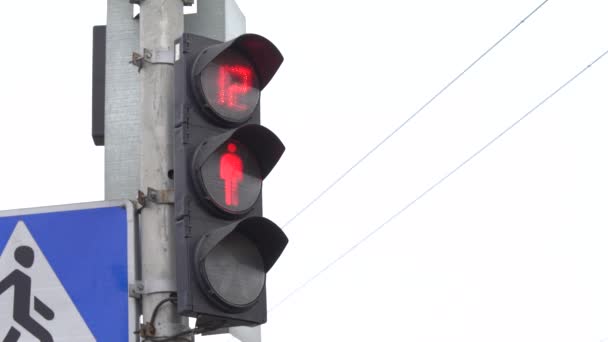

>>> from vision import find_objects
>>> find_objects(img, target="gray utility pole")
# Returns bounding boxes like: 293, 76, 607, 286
138, 0, 189, 340
104, 0, 257, 340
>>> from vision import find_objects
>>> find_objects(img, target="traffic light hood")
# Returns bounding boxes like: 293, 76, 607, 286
192, 124, 285, 180
195, 217, 289, 272
191, 33, 284, 91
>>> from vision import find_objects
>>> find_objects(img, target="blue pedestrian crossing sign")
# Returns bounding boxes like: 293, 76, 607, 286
0, 201, 137, 342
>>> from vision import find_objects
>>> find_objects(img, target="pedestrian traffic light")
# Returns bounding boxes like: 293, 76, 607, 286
173, 33, 288, 329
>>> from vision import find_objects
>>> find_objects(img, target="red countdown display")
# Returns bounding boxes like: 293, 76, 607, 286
217, 65, 253, 112
200, 50, 261, 124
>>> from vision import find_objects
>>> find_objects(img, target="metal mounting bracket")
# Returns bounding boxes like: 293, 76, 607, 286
130, 47, 175, 72
129, 0, 193, 6
138, 188, 175, 211
129, 281, 145, 299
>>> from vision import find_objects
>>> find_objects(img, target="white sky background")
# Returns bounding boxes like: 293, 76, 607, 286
1, 0, 608, 341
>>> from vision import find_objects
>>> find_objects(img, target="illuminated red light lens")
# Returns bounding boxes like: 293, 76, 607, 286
201, 50, 260, 124
217, 65, 253, 112
219, 142, 243, 207
201, 140, 262, 214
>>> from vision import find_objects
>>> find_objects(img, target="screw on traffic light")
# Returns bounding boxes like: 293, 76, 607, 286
173, 33, 288, 329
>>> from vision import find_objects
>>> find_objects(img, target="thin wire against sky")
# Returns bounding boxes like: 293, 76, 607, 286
270, 47, 608, 312
280, 0, 550, 229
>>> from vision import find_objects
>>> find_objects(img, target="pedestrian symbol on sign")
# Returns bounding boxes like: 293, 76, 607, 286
0, 221, 95, 342
0, 245, 54, 342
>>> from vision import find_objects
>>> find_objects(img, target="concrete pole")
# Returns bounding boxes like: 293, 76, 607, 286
138, 0, 189, 340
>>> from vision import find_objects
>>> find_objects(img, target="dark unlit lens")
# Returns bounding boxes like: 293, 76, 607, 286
203, 232, 265, 306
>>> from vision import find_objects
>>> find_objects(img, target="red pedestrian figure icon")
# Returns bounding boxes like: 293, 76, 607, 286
219, 142, 243, 207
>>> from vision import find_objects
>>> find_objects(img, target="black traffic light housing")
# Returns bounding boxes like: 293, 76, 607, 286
174, 33, 288, 329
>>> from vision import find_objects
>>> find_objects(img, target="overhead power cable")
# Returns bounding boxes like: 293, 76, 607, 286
281, 0, 550, 229
271, 47, 608, 312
